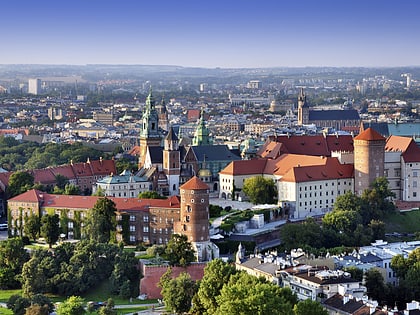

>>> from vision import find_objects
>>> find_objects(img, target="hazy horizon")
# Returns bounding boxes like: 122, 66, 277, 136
2, 0, 420, 68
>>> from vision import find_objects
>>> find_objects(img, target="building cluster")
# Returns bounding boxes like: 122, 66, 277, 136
236, 240, 420, 314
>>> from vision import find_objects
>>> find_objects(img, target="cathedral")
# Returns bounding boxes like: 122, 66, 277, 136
132, 88, 241, 196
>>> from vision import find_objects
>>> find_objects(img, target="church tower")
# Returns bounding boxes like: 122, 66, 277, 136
192, 109, 212, 146
163, 127, 180, 196
297, 88, 309, 125
354, 128, 385, 195
156, 96, 169, 132
138, 88, 161, 168
174, 176, 219, 262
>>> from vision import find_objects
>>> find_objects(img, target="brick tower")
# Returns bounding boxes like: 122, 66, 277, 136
174, 176, 219, 262
354, 127, 386, 195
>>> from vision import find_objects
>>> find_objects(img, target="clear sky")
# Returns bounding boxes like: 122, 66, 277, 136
1, 0, 419, 68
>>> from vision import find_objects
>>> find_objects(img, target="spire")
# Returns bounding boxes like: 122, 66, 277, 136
192, 108, 211, 146
145, 86, 155, 110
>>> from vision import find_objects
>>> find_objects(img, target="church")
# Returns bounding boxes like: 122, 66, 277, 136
297, 88, 360, 132
131, 88, 241, 196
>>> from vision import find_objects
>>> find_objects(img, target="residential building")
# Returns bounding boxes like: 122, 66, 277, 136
28, 78, 41, 95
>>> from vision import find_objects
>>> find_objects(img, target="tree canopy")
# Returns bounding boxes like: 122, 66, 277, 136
40, 214, 60, 248
84, 197, 117, 243
164, 234, 195, 267
242, 176, 277, 204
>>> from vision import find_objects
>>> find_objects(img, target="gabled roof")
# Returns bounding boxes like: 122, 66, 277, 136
272, 154, 330, 177
354, 127, 385, 141
147, 146, 164, 164
89, 159, 117, 175
31, 168, 56, 184
8, 189, 45, 203
402, 141, 420, 163
180, 176, 209, 190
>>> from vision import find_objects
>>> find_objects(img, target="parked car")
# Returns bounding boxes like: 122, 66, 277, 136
0, 223, 7, 231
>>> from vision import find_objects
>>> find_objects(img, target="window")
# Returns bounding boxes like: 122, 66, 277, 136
143, 216, 149, 222
130, 235, 136, 242
143, 236, 149, 242
130, 225, 136, 232
143, 226, 149, 233
130, 215, 136, 222
187, 205, 192, 212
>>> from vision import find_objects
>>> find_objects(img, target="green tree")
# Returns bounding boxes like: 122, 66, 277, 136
98, 298, 116, 315
7, 295, 30, 315
361, 177, 395, 224
55, 174, 69, 190
343, 266, 364, 282
56, 296, 85, 315
215, 272, 297, 315
159, 270, 198, 315
7, 171, 35, 198
364, 269, 388, 304
322, 210, 362, 235
84, 197, 117, 243
24, 213, 41, 241
31, 294, 54, 314
138, 191, 167, 199
40, 214, 60, 248
333, 191, 363, 213
0, 238, 30, 289
293, 299, 328, 315
164, 234, 195, 267
193, 259, 237, 315
242, 176, 277, 204
63, 184, 81, 195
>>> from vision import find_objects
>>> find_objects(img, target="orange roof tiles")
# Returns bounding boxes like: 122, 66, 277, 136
9, 189, 180, 212
354, 128, 385, 141
220, 159, 268, 176
280, 158, 354, 183
180, 176, 209, 190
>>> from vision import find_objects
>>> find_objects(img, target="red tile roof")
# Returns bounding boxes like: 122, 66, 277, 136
9, 190, 180, 212
280, 158, 354, 183
354, 128, 385, 141
385, 135, 413, 152
180, 176, 209, 190
220, 159, 268, 176
259, 134, 354, 158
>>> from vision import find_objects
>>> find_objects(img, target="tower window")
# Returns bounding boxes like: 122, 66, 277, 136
152, 123, 155, 130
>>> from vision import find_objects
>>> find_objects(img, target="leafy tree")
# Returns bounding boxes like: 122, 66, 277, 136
293, 299, 328, 315
7, 171, 34, 198
84, 197, 117, 243
30, 294, 54, 314
24, 213, 41, 241
361, 177, 395, 224
63, 184, 81, 195
7, 295, 30, 315
40, 214, 60, 248
55, 174, 69, 190
164, 234, 195, 267
364, 269, 388, 304
138, 191, 167, 199
368, 219, 386, 241
333, 191, 363, 213
322, 210, 362, 235
56, 296, 85, 315
159, 269, 198, 315
343, 266, 364, 282
0, 238, 30, 289
215, 272, 297, 315
279, 218, 324, 251
242, 176, 277, 204
193, 259, 237, 314
109, 251, 140, 298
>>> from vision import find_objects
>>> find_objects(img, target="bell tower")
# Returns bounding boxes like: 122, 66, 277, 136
297, 88, 309, 125
138, 87, 161, 168
163, 127, 180, 196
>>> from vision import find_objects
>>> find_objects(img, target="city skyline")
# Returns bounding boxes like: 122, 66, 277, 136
2, 0, 420, 68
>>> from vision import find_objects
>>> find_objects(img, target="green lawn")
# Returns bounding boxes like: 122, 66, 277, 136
0, 289, 22, 303
384, 209, 420, 233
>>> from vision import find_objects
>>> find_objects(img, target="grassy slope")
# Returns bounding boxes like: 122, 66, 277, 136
384, 209, 420, 233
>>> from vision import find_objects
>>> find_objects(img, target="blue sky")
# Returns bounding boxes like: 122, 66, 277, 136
1, 0, 419, 68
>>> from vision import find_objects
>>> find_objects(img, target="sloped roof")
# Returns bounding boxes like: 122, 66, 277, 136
31, 168, 56, 184
261, 134, 354, 157
272, 154, 330, 177
402, 141, 420, 163
280, 157, 354, 183
89, 159, 117, 175
354, 127, 385, 141
9, 190, 180, 212
148, 146, 164, 164
385, 135, 413, 152
323, 294, 367, 314
361, 121, 389, 137
220, 159, 268, 176
180, 176, 209, 190
189, 145, 241, 162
